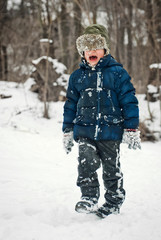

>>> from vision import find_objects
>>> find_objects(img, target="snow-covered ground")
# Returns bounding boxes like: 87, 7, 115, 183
0, 79, 161, 240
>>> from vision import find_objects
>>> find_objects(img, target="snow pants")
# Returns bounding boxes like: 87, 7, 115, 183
77, 137, 125, 208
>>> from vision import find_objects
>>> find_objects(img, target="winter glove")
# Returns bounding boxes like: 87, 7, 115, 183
63, 131, 74, 154
122, 129, 141, 150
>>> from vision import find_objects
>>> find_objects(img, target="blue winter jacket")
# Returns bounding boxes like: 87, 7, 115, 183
63, 54, 139, 141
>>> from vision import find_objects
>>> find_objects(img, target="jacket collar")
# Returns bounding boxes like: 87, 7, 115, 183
79, 54, 122, 70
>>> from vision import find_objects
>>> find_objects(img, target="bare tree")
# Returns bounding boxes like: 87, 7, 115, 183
126, 1, 133, 76
57, 0, 71, 67
0, 0, 8, 81
72, 0, 82, 70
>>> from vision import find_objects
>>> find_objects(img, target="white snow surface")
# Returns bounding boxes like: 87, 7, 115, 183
40, 39, 53, 43
149, 63, 161, 69
0, 79, 161, 240
147, 84, 158, 94
32, 57, 67, 74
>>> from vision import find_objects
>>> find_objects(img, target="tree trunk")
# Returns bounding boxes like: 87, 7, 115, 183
113, 0, 120, 62
119, 0, 126, 65
0, 0, 8, 81
155, 0, 161, 62
60, 0, 70, 67
146, 0, 155, 50
73, 0, 82, 70
127, 1, 133, 76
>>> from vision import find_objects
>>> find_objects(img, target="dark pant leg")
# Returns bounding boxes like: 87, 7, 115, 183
96, 140, 125, 208
77, 138, 101, 200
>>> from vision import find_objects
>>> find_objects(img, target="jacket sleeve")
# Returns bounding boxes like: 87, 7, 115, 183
62, 73, 80, 132
116, 68, 139, 129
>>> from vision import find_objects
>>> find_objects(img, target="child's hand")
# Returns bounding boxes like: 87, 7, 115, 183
122, 129, 141, 150
63, 131, 74, 154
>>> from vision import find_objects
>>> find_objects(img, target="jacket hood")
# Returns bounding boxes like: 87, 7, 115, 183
79, 54, 123, 70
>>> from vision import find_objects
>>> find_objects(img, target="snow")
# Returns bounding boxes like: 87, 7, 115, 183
40, 39, 53, 43
149, 63, 161, 69
0, 80, 161, 240
13, 64, 35, 76
32, 57, 67, 74
137, 94, 161, 138
147, 84, 158, 93
7, 0, 21, 10
56, 74, 69, 87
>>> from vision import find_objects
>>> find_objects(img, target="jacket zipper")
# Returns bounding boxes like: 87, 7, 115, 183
107, 89, 115, 112
94, 71, 102, 140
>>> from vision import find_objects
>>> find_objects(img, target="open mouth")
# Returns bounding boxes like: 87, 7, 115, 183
89, 56, 98, 61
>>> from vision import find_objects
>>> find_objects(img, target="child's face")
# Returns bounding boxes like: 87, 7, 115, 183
84, 49, 105, 66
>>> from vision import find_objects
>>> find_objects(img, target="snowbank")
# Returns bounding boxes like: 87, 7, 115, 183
32, 57, 67, 75
149, 63, 161, 69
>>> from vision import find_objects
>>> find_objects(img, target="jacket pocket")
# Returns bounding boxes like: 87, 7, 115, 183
107, 90, 115, 112
103, 115, 124, 125
73, 115, 83, 124
73, 115, 95, 126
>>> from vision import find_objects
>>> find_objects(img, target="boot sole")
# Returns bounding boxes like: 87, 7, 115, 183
95, 209, 120, 219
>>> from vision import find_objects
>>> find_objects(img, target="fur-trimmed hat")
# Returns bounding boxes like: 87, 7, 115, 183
76, 24, 110, 57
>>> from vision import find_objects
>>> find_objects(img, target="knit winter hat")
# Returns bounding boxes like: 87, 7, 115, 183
76, 24, 110, 57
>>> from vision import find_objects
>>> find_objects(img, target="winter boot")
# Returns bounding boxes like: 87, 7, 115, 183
75, 197, 98, 213
96, 203, 120, 219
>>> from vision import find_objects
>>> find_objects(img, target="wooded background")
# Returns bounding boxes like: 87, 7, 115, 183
0, 0, 161, 95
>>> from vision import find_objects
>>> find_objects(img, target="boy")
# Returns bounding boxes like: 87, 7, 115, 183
62, 24, 141, 218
